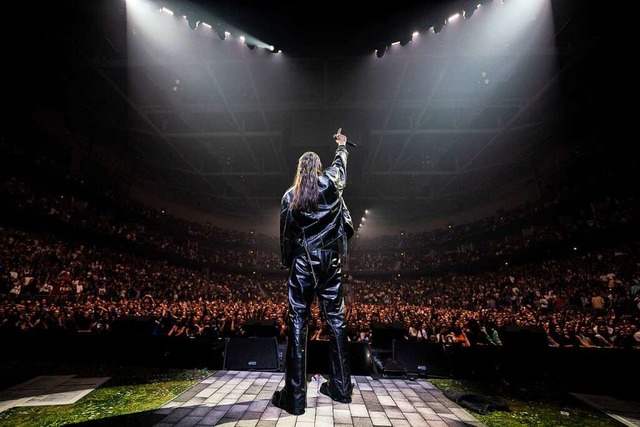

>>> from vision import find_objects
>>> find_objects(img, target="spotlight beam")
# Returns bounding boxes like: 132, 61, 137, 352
362, 61, 411, 182
433, 57, 578, 199
202, 64, 263, 172
72, 49, 241, 215
389, 62, 451, 172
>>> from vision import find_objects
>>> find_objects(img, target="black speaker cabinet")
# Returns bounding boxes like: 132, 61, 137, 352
383, 358, 407, 377
392, 339, 451, 378
370, 322, 406, 349
223, 337, 279, 371
393, 339, 428, 376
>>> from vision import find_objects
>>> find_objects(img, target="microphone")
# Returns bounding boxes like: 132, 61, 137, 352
333, 135, 358, 147
333, 128, 358, 147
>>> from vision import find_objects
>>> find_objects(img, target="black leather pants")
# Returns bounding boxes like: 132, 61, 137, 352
276, 247, 352, 414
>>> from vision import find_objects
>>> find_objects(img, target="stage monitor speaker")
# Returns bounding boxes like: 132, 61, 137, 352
370, 322, 405, 349
392, 339, 451, 378
223, 337, 279, 371
383, 358, 407, 378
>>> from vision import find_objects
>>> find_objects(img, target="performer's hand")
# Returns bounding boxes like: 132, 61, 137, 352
334, 128, 347, 146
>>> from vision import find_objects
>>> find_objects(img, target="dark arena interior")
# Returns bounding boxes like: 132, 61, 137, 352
1, 0, 639, 426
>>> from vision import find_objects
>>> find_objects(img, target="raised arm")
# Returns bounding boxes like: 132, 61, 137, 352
324, 128, 348, 193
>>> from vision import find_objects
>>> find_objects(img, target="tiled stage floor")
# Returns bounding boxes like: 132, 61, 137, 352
152, 370, 485, 426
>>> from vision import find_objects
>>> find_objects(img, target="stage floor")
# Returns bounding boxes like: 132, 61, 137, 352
152, 370, 485, 426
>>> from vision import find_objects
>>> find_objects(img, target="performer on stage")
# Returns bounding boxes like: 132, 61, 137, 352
272, 128, 355, 415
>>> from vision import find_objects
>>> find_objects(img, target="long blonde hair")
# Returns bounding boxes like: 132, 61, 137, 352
291, 151, 322, 212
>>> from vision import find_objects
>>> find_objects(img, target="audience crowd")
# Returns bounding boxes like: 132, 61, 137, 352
2, 226, 638, 350
2, 136, 639, 351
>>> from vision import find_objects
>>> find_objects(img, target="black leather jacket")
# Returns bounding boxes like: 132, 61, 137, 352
280, 145, 354, 268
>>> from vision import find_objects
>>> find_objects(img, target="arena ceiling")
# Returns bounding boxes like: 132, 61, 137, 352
8, 0, 633, 233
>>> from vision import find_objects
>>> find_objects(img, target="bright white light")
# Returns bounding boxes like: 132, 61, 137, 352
269, 45, 275, 51
160, 7, 173, 15
477, 3, 482, 7
391, 41, 400, 46
361, 217, 365, 221
225, 31, 231, 37
365, 209, 369, 214
448, 13, 460, 22
239, 35, 245, 42
182, 15, 187, 19
412, 31, 419, 37
201, 22, 212, 29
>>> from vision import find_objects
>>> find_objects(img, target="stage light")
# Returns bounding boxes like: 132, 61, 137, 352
160, 7, 173, 15
433, 20, 445, 33
187, 18, 199, 30
201, 22, 212, 29
463, 3, 479, 19
398, 32, 412, 46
